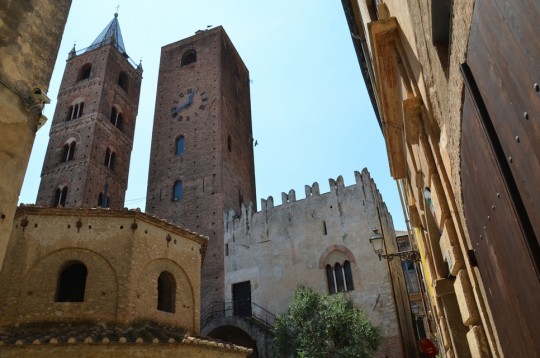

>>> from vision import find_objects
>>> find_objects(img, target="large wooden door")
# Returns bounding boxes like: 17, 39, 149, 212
461, 0, 540, 355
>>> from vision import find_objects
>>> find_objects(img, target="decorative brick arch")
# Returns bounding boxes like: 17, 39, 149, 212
318, 245, 356, 269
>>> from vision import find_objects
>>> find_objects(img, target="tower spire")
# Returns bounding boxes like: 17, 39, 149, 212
86, 13, 126, 55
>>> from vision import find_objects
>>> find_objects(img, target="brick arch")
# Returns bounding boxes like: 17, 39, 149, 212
57, 133, 81, 148
135, 258, 196, 331
70, 96, 85, 105
318, 245, 356, 269
14, 248, 119, 325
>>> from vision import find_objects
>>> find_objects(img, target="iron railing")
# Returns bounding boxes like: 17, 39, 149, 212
201, 300, 276, 332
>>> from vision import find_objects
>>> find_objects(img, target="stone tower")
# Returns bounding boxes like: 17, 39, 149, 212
36, 14, 142, 209
146, 27, 256, 309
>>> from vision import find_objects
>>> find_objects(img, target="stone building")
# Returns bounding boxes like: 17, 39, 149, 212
342, 0, 540, 356
0, 0, 72, 269
36, 13, 143, 210
146, 26, 257, 311
205, 169, 417, 357
0, 206, 249, 357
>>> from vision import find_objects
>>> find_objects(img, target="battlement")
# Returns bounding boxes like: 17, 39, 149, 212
225, 168, 391, 232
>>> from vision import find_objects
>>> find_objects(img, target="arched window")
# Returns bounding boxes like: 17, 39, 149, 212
326, 264, 336, 294
157, 271, 176, 312
66, 102, 84, 121
110, 107, 124, 130
77, 63, 92, 81
97, 192, 110, 208
173, 180, 183, 201
118, 71, 129, 92
344, 260, 354, 291
53, 186, 68, 207
181, 50, 197, 66
62, 141, 76, 162
104, 148, 116, 170
175, 136, 185, 155
56, 262, 87, 302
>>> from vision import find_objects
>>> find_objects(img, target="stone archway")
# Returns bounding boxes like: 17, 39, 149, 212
207, 324, 259, 357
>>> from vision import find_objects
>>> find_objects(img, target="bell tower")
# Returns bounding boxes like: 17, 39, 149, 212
37, 14, 142, 209
146, 27, 256, 308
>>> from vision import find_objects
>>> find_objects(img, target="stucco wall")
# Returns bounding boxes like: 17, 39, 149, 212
224, 169, 406, 356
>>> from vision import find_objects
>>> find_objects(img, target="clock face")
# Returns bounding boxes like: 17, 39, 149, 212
171, 88, 209, 119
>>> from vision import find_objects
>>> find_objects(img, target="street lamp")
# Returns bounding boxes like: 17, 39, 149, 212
369, 229, 421, 262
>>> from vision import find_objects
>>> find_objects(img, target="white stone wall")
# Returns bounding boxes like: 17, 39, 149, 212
224, 168, 400, 337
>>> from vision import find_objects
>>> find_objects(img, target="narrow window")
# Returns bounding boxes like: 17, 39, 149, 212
157, 271, 176, 313
67, 102, 85, 121
77, 63, 92, 81
97, 192, 110, 208
104, 148, 116, 170
53, 186, 68, 207
323, 221, 327, 235
118, 71, 129, 92
326, 264, 336, 294
62, 141, 76, 162
227, 135, 232, 152
181, 50, 197, 66
175, 136, 185, 155
335, 263, 345, 292
110, 107, 124, 130
344, 260, 354, 291
56, 262, 87, 302
173, 180, 183, 201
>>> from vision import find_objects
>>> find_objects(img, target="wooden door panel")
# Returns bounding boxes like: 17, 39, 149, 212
462, 91, 540, 355
468, 0, 540, 248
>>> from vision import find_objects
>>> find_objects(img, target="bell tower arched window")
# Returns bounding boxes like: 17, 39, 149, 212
53, 185, 68, 207
118, 71, 129, 92
77, 63, 92, 81
62, 141, 76, 162
157, 271, 176, 313
66, 101, 84, 121
56, 262, 87, 302
110, 107, 124, 131
104, 148, 116, 170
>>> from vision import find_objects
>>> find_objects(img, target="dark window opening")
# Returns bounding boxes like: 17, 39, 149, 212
431, 0, 451, 73
104, 148, 116, 170
118, 72, 129, 92
344, 260, 354, 290
53, 186, 68, 207
56, 262, 87, 302
335, 263, 345, 292
62, 142, 76, 162
227, 135, 232, 152
110, 107, 124, 131
157, 271, 176, 313
97, 192, 110, 208
67, 102, 84, 121
181, 50, 197, 66
326, 264, 336, 294
173, 180, 183, 201
77, 63, 92, 81
323, 221, 327, 235
176, 136, 185, 155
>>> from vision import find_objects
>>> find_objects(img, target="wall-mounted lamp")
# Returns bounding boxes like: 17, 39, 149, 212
370, 229, 421, 262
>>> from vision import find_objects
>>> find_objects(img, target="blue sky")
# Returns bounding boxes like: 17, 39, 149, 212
19, 0, 406, 230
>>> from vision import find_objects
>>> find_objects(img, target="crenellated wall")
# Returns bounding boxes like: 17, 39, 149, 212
223, 168, 413, 357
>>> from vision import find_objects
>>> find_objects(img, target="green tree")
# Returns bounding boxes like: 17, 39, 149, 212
273, 286, 382, 358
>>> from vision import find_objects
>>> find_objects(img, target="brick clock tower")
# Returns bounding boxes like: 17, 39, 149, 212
37, 14, 142, 209
146, 27, 256, 309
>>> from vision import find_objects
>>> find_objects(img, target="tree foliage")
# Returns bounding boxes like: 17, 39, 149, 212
273, 286, 382, 358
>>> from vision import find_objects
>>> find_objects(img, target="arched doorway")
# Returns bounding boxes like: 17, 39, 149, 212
207, 325, 259, 358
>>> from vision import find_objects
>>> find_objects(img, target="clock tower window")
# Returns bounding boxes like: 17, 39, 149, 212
181, 50, 197, 66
